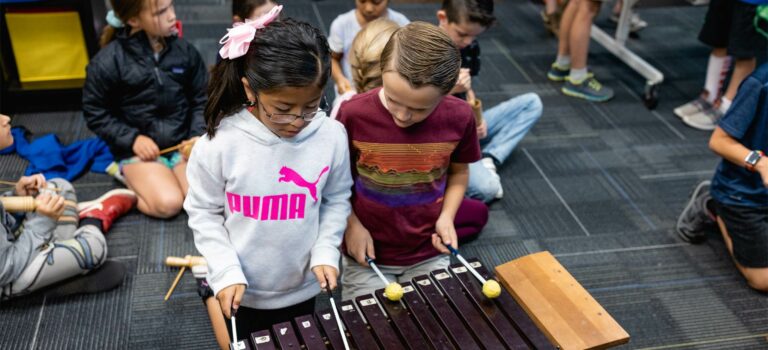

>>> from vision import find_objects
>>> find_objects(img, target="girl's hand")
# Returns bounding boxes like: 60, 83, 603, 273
180, 137, 199, 161
132, 135, 160, 161
344, 218, 375, 266
431, 214, 457, 254
216, 284, 246, 319
312, 265, 338, 291
15, 174, 46, 196
35, 193, 65, 220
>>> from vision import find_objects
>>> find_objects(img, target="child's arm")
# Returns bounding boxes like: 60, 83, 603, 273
186, 47, 208, 139
0, 193, 64, 288
710, 128, 768, 187
82, 61, 142, 157
331, 53, 353, 94
184, 142, 247, 315
312, 126, 354, 289
431, 162, 469, 254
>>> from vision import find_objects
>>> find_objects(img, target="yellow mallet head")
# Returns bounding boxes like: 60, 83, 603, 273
384, 282, 404, 301
482, 279, 501, 299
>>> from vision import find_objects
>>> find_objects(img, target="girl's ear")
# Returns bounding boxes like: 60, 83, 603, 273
126, 16, 141, 28
241, 77, 257, 103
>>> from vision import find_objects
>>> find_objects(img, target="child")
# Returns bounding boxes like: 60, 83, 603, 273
328, 0, 410, 95
0, 114, 137, 302
674, 0, 767, 130
676, 63, 768, 292
438, 0, 543, 202
337, 22, 489, 301
83, 0, 208, 218
329, 18, 400, 119
547, 0, 614, 102
184, 9, 353, 340
232, 0, 277, 22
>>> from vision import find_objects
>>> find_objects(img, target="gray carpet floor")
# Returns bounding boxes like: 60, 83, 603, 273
1, 0, 767, 349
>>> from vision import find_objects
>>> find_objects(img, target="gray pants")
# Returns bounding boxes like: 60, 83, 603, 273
341, 254, 449, 301
1, 179, 107, 299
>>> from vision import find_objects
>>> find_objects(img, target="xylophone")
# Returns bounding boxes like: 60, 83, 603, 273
231, 258, 554, 350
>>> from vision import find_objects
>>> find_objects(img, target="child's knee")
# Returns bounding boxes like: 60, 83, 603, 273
150, 195, 184, 218
746, 272, 768, 293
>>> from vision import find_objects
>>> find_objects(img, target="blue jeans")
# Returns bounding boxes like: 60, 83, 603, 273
467, 93, 542, 202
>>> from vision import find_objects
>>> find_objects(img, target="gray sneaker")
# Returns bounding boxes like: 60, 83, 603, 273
682, 105, 724, 130
674, 96, 712, 119
562, 76, 614, 102
676, 180, 715, 244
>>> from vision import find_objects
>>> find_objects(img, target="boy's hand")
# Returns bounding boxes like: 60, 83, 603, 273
217, 283, 245, 319
336, 77, 353, 94
345, 219, 375, 266
452, 68, 472, 94
132, 135, 160, 161
476, 119, 488, 139
15, 174, 46, 196
432, 214, 458, 254
312, 265, 338, 291
35, 193, 65, 220
756, 158, 768, 188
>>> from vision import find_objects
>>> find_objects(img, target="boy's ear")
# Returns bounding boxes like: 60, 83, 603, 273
233, 15, 242, 22
436, 9, 449, 26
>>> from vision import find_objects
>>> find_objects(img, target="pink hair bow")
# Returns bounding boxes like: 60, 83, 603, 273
219, 5, 283, 60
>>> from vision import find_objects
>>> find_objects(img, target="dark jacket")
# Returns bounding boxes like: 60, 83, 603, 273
454, 40, 481, 101
82, 29, 208, 160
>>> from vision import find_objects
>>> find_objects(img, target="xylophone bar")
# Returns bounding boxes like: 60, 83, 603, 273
373, 288, 430, 349
294, 315, 328, 350
338, 300, 380, 349
430, 269, 507, 349
468, 258, 554, 350
355, 294, 404, 348
231, 339, 253, 350
449, 263, 529, 350
412, 275, 480, 350
272, 321, 301, 349
315, 309, 348, 350
249, 330, 274, 350
398, 282, 455, 350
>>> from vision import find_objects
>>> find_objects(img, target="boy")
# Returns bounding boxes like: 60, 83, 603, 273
0, 114, 137, 301
676, 64, 768, 292
337, 22, 489, 301
675, 0, 767, 130
438, 0, 543, 202
328, 0, 410, 95
547, 0, 614, 102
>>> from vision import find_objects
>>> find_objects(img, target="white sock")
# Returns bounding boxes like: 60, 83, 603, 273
555, 55, 571, 69
569, 67, 588, 83
719, 97, 732, 113
704, 54, 731, 103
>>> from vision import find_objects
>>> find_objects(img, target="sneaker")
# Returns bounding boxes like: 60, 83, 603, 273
547, 63, 569, 82
676, 180, 715, 244
78, 189, 137, 232
682, 105, 724, 131
481, 157, 504, 199
562, 76, 614, 102
609, 12, 648, 33
674, 96, 712, 119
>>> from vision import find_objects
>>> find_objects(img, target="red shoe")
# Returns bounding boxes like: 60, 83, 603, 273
79, 189, 137, 232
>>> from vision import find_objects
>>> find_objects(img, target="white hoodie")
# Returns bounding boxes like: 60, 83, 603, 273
184, 109, 352, 309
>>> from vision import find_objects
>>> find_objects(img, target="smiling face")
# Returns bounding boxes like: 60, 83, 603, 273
379, 71, 443, 128
0, 114, 13, 150
437, 10, 486, 49
241, 78, 324, 138
128, 0, 177, 38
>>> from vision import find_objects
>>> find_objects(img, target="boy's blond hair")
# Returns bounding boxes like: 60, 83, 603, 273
380, 21, 460, 95
350, 18, 399, 93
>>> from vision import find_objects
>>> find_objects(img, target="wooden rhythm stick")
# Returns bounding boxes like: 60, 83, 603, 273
164, 255, 206, 301
445, 245, 501, 298
365, 257, 403, 301
1, 196, 35, 212
159, 139, 196, 158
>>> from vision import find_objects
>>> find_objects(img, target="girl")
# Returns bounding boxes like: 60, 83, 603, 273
184, 7, 353, 341
83, 0, 208, 218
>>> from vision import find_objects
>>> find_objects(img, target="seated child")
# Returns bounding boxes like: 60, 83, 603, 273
328, 0, 410, 95
337, 22, 489, 301
233, 0, 278, 22
0, 114, 137, 302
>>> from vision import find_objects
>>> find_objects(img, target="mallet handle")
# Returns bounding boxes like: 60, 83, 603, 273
445, 245, 487, 284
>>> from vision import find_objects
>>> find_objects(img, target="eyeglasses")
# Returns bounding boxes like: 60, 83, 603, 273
257, 96, 329, 124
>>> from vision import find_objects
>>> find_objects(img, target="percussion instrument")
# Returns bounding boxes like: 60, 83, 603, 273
1, 196, 36, 212
231, 258, 555, 350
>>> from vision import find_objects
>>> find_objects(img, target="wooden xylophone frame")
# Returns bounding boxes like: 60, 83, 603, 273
231, 258, 555, 350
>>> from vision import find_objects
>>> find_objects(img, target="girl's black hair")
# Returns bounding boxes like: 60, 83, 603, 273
205, 18, 331, 137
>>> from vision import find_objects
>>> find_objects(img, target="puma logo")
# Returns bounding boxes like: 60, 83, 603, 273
278, 166, 329, 202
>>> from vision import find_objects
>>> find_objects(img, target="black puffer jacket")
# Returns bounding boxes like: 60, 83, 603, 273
82, 29, 208, 160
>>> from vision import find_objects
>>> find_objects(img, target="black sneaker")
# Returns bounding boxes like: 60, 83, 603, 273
676, 180, 715, 244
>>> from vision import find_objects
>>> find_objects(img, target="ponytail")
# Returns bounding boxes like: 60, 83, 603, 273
205, 59, 247, 137
99, 25, 117, 48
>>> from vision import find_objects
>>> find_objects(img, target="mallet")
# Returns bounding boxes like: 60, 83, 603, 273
326, 290, 350, 350
365, 257, 403, 301
445, 245, 501, 298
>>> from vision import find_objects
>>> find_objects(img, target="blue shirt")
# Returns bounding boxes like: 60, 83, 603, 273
711, 63, 768, 207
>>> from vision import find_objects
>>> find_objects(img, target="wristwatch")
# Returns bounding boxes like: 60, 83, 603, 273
745, 150, 764, 172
